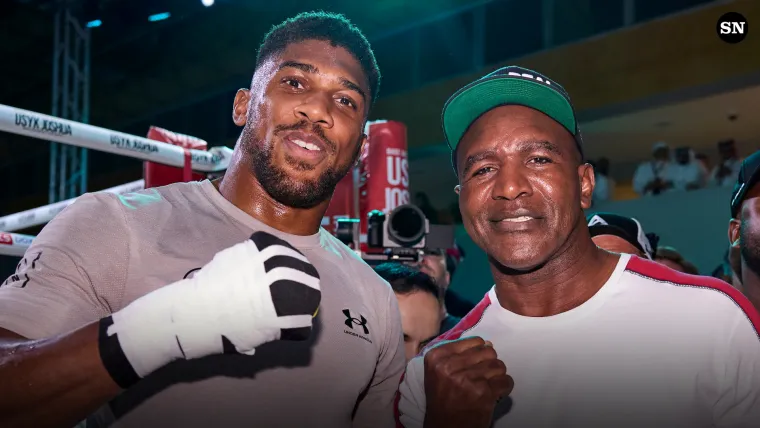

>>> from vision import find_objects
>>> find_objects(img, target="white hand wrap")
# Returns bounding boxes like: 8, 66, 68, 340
98, 231, 321, 388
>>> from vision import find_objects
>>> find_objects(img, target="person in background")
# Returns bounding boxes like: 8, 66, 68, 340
711, 250, 736, 285
418, 246, 474, 334
728, 150, 760, 312
654, 246, 699, 275
632, 142, 674, 196
695, 152, 711, 175
591, 157, 614, 202
586, 212, 658, 260
669, 147, 706, 191
711, 139, 742, 187
414, 192, 439, 224
373, 263, 441, 362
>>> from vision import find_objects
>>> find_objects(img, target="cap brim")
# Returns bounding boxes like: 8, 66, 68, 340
442, 77, 577, 150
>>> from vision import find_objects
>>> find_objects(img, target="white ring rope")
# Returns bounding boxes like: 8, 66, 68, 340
0, 180, 146, 233
0, 104, 233, 172
0, 233, 36, 257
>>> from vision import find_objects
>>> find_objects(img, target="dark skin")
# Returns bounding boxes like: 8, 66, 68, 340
0, 39, 372, 428
728, 184, 760, 312
424, 106, 618, 428
219, 39, 370, 235
455, 105, 618, 317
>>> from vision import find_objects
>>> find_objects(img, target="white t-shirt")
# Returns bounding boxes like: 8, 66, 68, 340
632, 160, 672, 195
710, 158, 743, 188
396, 254, 760, 428
669, 161, 707, 191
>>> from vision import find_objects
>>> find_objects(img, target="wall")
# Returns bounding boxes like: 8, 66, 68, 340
449, 185, 734, 304
370, 0, 760, 149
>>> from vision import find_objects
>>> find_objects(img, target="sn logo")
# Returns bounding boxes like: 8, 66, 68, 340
719, 21, 745, 35
717, 12, 748, 44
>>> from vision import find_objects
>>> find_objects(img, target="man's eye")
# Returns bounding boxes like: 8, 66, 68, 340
338, 96, 357, 109
473, 166, 494, 176
530, 157, 552, 164
283, 78, 304, 89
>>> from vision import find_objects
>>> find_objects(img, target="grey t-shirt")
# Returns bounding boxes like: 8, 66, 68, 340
0, 180, 404, 428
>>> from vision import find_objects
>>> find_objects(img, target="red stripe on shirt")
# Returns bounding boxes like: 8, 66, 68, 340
425, 293, 492, 351
626, 255, 760, 338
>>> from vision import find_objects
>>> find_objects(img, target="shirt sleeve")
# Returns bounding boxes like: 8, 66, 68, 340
352, 287, 406, 428
713, 311, 760, 427
395, 356, 427, 428
0, 192, 130, 339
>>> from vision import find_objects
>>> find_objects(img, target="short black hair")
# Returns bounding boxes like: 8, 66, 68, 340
373, 263, 441, 300
256, 11, 381, 107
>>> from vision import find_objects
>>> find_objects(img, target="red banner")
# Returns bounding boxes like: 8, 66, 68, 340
144, 126, 208, 188
359, 120, 409, 251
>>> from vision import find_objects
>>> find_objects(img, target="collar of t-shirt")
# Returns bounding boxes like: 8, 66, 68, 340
199, 179, 323, 248
486, 253, 630, 329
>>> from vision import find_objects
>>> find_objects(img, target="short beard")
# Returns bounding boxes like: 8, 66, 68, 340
243, 120, 361, 209
740, 220, 760, 278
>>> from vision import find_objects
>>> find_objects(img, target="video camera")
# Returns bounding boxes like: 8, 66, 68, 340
334, 203, 455, 265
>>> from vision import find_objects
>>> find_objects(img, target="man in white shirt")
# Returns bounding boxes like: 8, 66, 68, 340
395, 65, 760, 428
712, 139, 743, 187
669, 146, 707, 191
632, 142, 674, 196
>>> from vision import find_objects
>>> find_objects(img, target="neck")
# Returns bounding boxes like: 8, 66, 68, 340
490, 224, 619, 317
740, 259, 760, 312
215, 144, 331, 236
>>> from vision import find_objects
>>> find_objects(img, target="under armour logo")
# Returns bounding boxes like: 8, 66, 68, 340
343, 309, 369, 335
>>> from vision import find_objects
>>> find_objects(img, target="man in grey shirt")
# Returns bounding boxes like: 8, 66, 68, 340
0, 11, 404, 428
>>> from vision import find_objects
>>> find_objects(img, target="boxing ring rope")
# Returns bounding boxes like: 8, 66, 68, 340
0, 179, 146, 232
0, 104, 231, 171
0, 103, 234, 257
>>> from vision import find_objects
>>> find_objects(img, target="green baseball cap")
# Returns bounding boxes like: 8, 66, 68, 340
442, 65, 583, 171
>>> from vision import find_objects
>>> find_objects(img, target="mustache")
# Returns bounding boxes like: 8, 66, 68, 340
274, 120, 337, 153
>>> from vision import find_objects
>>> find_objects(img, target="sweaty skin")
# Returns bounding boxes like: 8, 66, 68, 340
454, 105, 619, 317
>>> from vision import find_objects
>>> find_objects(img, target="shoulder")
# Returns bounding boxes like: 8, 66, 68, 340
425, 292, 493, 351
317, 231, 393, 292
33, 190, 127, 248
623, 256, 760, 335
113, 181, 205, 215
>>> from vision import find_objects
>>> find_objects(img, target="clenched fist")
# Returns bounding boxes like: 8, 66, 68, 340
423, 337, 513, 428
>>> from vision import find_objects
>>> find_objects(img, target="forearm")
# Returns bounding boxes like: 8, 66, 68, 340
0, 323, 121, 428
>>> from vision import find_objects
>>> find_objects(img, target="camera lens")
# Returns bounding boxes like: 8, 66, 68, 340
387, 205, 426, 247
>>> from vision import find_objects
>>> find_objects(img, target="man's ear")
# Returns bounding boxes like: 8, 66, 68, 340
354, 134, 368, 167
232, 89, 251, 127
579, 163, 595, 210
729, 218, 741, 247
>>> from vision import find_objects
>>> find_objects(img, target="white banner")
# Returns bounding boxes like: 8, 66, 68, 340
0, 104, 232, 172
0, 180, 145, 232
0, 232, 35, 257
